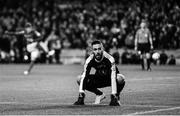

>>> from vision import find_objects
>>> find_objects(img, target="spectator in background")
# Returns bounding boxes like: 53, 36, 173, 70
131, 52, 141, 64
168, 54, 176, 65
159, 50, 168, 65
112, 48, 120, 64
47, 30, 62, 64
121, 48, 131, 64
0, 0, 180, 64
125, 32, 134, 49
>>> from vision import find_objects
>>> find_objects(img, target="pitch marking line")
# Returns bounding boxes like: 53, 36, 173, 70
127, 76, 180, 82
128, 106, 180, 115
0, 101, 173, 108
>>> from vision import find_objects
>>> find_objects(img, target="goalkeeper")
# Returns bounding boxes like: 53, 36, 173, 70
74, 40, 125, 106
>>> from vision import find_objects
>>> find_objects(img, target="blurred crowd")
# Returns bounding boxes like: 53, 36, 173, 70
0, 0, 180, 63
118, 48, 176, 65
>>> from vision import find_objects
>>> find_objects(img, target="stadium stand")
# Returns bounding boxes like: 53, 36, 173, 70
0, 0, 180, 64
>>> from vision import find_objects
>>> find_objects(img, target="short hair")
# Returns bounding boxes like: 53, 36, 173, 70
25, 22, 32, 28
91, 40, 102, 46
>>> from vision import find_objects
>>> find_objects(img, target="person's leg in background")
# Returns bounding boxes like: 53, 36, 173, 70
146, 52, 151, 71
24, 50, 39, 75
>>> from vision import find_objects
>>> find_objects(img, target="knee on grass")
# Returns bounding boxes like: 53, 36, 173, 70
117, 74, 125, 84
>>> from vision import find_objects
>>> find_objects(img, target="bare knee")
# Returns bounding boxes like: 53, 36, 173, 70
117, 74, 125, 84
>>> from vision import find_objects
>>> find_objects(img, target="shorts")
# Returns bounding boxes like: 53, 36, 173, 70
27, 42, 40, 61
27, 42, 38, 52
138, 43, 150, 54
84, 74, 112, 88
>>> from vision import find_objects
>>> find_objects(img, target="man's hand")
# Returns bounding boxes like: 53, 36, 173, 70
150, 45, 153, 50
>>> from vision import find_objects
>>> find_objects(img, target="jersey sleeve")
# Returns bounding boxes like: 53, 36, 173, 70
135, 30, 140, 47
104, 51, 117, 94
147, 29, 153, 45
110, 56, 117, 94
79, 54, 93, 93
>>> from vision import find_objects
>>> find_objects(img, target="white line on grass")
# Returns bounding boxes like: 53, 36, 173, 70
124, 104, 171, 108
127, 76, 180, 82
128, 106, 180, 115
0, 101, 173, 108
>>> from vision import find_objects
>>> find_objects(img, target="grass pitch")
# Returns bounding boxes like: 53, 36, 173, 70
0, 64, 180, 115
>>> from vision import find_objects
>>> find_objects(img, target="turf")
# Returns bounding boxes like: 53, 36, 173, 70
0, 64, 180, 115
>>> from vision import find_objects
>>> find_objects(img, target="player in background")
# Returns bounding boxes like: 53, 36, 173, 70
5, 23, 54, 75
74, 40, 125, 106
134, 20, 153, 71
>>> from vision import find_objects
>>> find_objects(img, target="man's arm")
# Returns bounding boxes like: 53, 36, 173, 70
104, 51, 117, 95
148, 30, 153, 49
134, 31, 139, 51
110, 59, 117, 95
79, 55, 93, 93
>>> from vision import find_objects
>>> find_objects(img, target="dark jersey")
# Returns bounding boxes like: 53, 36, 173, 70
85, 55, 119, 77
24, 30, 41, 44
16, 30, 41, 45
79, 51, 119, 92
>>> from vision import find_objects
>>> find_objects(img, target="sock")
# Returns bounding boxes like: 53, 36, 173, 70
147, 59, 151, 69
141, 59, 144, 70
117, 81, 125, 97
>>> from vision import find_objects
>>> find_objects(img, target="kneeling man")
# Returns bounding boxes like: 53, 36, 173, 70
74, 40, 125, 106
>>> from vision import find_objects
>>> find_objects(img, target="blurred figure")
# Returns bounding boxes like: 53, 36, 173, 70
0, 50, 10, 63
112, 48, 120, 64
112, 38, 118, 49
131, 52, 141, 64
121, 48, 131, 64
168, 55, 176, 65
5, 23, 54, 75
85, 38, 93, 60
47, 30, 62, 64
134, 20, 153, 71
159, 50, 168, 65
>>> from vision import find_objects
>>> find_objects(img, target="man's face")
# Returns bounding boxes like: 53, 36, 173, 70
25, 27, 33, 33
140, 22, 146, 30
92, 43, 103, 61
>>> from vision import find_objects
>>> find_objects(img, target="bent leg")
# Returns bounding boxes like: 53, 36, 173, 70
77, 75, 103, 95
25, 50, 39, 74
116, 74, 125, 96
